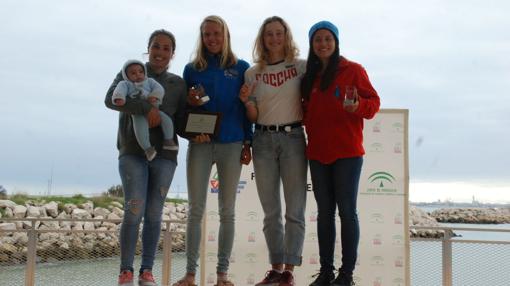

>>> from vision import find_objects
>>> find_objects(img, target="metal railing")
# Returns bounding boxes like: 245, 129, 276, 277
1, 219, 509, 285
410, 225, 510, 286
0, 218, 187, 286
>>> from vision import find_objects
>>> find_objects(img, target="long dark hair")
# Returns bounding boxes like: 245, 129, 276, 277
147, 29, 176, 52
300, 35, 340, 101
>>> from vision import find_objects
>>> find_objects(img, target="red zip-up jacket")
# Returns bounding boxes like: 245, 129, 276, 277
303, 58, 380, 164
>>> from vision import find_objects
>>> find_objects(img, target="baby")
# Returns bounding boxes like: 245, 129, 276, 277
112, 59, 178, 161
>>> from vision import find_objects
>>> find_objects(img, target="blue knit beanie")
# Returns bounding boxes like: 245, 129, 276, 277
308, 21, 339, 42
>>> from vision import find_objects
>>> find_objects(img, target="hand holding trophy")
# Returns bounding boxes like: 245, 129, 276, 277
188, 84, 210, 106
343, 85, 359, 112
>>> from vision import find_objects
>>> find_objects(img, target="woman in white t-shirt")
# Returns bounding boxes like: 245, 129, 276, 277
239, 16, 307, 286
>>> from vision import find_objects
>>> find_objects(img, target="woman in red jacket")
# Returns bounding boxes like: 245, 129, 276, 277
300, 21, 380, 286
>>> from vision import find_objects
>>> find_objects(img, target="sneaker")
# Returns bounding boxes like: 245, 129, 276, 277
309, 270, 335, 286
145, 147, 157, 161
330, 269, 354, 286
118, 270, 134, 286
255, 270, 282, 286
138, 270, 157, 286
163, 139, 179, 151
278, 271, 294, 286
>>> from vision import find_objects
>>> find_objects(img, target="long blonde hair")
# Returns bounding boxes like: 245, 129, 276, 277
253, 16, 299, 70
191, 15, 237, 71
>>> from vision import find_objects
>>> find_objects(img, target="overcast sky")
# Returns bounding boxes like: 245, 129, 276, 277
1, 0, 509, 203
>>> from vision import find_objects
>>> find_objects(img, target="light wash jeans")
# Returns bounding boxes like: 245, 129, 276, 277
186, 141, 243, 274
132, 111, 175, 150
252, 127, 307, 266
118, 154, 177, 273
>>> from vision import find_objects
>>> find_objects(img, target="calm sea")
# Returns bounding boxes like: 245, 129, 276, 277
410, 206, 510, 285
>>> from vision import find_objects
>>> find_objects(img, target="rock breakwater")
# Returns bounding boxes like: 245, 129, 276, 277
0, 199, 187, 265
430, 207, 510, 224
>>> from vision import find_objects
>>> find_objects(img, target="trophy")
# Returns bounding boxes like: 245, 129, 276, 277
191, 84, 210, 104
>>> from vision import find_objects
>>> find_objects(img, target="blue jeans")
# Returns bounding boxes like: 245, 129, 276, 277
186, 141, 243, 274
309, 157, 363, 275
118, 154, 177, 273
132, 111, 175, 150
252, 127, 307, 266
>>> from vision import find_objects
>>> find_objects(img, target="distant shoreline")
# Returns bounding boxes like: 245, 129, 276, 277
411, 204, 510, 224
411, 202, 510, 209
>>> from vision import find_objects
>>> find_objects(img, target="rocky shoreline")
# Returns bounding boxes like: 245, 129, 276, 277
1, 200, 508, 266
0, 199, 187, 266
408, 206, 445, 238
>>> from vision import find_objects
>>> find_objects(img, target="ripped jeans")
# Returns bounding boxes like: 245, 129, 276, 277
118, 154, 177, 273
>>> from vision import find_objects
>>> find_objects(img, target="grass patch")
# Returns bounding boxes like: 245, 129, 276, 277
6, 193, 124, 209
5, 194, 183, 210
8, 194, 32, 205
166, 198, 187, 204
90, 196, 124, 208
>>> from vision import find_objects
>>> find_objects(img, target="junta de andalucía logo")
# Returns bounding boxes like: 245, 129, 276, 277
366, 171, 398, 194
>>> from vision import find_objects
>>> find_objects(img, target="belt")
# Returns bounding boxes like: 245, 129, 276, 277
255, 122, 302, 132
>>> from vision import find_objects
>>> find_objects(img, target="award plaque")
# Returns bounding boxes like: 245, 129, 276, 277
184, 110, 222, 137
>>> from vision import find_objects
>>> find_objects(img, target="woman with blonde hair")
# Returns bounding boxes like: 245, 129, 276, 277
172, 15, 252, 286
239, 16, 307, 286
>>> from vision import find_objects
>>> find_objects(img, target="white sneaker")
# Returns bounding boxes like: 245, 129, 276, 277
145, 147, 157, 161
163, 140, 179, 151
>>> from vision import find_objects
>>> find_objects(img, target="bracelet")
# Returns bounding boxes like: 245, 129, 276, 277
244, 101, 256, 107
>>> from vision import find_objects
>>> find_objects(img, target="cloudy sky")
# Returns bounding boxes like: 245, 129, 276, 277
1, 0, 509, 203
